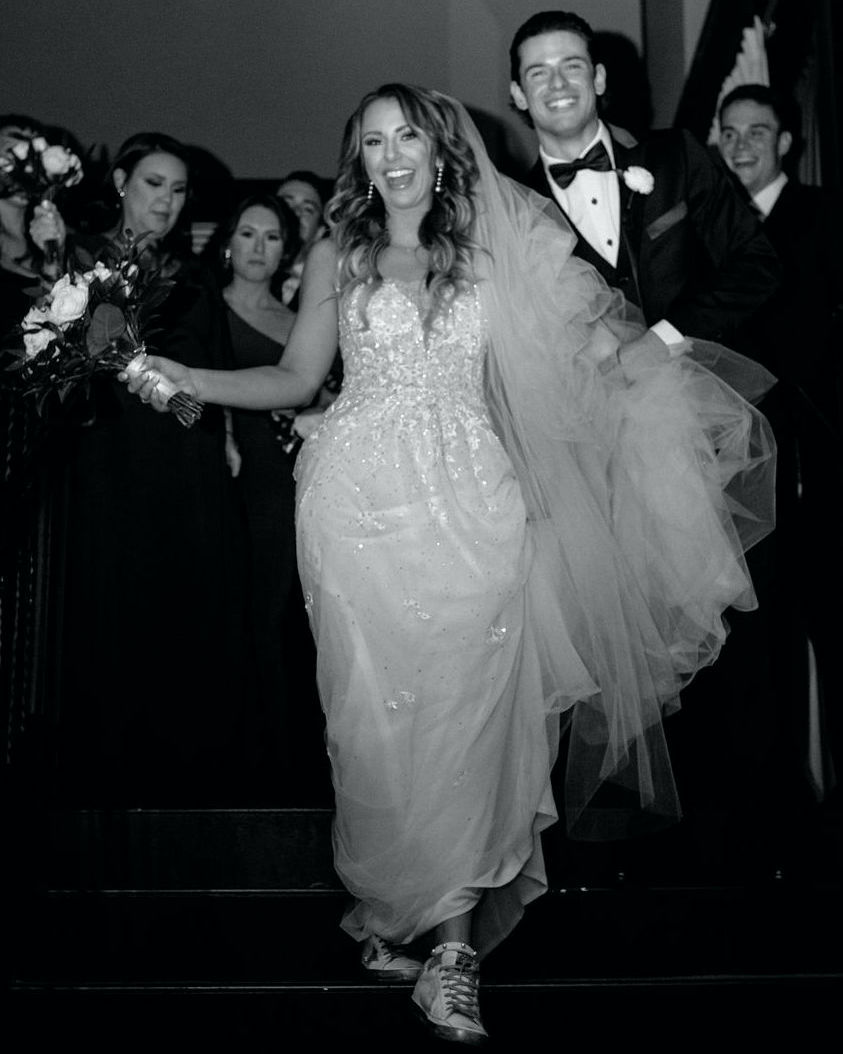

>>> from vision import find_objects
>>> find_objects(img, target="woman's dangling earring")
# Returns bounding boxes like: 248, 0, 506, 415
366, 181, 374, 203
435, 163, 443, 193
118, 188, 126, 198
224, 248, 232, 265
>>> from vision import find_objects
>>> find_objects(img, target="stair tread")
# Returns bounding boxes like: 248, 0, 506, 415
8, 979, 840, 1050
11, 882, 841, 986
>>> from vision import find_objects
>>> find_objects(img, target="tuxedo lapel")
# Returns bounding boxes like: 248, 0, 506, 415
611, 139, 633, 210
526, 160, 619, 284
762, 180, 798, 244
611, 137, 646, 249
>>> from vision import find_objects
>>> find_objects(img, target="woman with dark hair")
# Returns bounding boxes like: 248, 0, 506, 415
94, 131, 192, 254
213, 194, 328, 799
127, 85, 775, 1043
54, 131, 253, 804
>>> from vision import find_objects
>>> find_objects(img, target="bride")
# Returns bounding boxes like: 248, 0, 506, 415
125, 83, 775, 1046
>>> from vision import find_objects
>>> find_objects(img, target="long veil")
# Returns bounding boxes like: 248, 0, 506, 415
442, 93, 776, 840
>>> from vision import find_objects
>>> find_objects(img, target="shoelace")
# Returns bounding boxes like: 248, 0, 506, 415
367, 934, 405, 966
437, 952, 481, 1022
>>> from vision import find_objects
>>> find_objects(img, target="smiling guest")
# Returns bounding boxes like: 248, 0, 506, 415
718, 86, 793, 206
717, 84, 843, 385
718, 84, 843, 788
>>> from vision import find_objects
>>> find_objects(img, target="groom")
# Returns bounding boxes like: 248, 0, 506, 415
509, 12, 800, 874
509, 10, 780, 356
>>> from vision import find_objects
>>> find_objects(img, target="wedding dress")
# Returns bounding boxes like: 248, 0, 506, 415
294, 95, 775, 956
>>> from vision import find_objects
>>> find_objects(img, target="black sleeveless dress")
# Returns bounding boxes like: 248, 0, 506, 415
227, 308, 329, 803
52, 246, 255, 804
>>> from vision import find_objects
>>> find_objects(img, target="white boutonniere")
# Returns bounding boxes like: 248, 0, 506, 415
619, 166, 654, 195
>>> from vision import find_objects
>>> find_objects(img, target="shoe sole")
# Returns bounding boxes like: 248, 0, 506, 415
365, 966, 423, 983
411, 1000, 489, 1045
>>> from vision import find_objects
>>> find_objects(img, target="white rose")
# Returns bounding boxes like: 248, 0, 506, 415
82, 261, 113, 284
0, 156, 13, 173
41, 145, 75, 177
11, 140, 29, 160
23, 328, 58, 358
48, 273, 72, 297
622, 166, 655, 194
64, 153, 84, 186
48, 279, 89, 325
32, 136, 48, 153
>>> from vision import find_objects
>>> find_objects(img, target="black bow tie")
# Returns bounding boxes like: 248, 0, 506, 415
548, 141, 613, 189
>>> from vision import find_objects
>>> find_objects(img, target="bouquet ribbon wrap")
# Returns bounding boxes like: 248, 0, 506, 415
124, 349, 203, 428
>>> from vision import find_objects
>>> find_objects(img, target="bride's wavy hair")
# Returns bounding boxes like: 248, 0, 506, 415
328, 83, 481, 327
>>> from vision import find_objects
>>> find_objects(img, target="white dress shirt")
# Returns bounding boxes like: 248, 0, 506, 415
541, 122, 683, 348
753, 171, 788, 218
540, 122, 621, 266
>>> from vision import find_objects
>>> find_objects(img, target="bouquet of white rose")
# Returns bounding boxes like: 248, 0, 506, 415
4, 232, 203, 427
0, 130, 84, 200
0, 129, 84, 265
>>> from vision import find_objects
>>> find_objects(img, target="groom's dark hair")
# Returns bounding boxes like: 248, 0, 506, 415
509, 10, 599, 83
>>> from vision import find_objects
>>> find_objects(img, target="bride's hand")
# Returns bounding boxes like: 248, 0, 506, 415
119, 354, 196, 412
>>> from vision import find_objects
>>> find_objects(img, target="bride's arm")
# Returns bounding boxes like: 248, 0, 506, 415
128, 238, 339, 411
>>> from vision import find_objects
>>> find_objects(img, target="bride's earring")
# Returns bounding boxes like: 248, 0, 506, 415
366, 181, 374, 203
224, 248, 232, 266
434, 163, 443, 193
117, 187, 126, 198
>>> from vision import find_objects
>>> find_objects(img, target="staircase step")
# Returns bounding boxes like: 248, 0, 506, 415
9, 978, 841, 1050
11, 882, 841, 987
41, 808, 337, 889
34, 804, 843, 891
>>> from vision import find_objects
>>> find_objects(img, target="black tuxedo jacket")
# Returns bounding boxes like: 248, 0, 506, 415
526, 127, 781, 343
762, 181, 843, 339
750, 180, 843, 415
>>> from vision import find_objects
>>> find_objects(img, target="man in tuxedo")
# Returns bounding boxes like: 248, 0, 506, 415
718, 84, 842, 814
508, 11, 791, 878
509, 10, 780, 357
718, 84, 843, 419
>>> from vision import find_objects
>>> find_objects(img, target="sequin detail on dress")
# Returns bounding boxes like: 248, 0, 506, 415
294, 279, 559, 949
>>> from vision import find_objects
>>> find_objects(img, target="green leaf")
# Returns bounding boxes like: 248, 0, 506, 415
86, 302, 127, 355
73, 246, 96, 271
140, 283, 175, 313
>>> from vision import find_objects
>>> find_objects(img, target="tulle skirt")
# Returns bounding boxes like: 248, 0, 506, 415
516, 340, 776, 842
295, 334, 774, 957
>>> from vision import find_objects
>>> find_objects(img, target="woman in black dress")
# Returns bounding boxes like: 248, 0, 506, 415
54, 133, 253, 803
216, 194, 330, 802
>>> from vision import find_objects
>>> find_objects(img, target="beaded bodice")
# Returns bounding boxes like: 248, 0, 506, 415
335, 279, 488, 424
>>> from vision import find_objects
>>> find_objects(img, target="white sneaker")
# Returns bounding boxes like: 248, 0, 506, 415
411, 941, 488, 1045
360, 933, 424, 982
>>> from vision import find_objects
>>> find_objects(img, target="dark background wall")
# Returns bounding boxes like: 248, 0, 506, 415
5, 0, 650, 180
